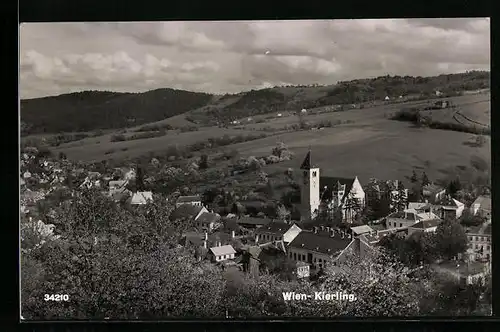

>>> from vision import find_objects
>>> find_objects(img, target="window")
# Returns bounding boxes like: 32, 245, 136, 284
312, 171, 317, 177
399, 223, 402, 228
487, 245, 490, 250
293, 253, 297, 260
303, 255, 306, 261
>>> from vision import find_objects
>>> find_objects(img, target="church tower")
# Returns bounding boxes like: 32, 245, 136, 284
299, 150, 320, 220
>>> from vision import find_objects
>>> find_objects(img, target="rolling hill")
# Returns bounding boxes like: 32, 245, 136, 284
21, 71, 490, 135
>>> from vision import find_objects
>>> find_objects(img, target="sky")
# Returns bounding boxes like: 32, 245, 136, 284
19, 18, 490, 99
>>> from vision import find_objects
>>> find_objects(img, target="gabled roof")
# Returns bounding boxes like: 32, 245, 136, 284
237, 217, 273, 226
351, 225, 374, 235
416, 211, 440, 221
438, 196, 464, 208
288, 231, 351, 256
320, 176, 356, 201
177, 195, 202, 203
255, 221, 291, 235
409, 219, 442, 229
471, 196, 491, 212
407, 202, 431, 211
210, 245, 236, 257
197, 212, 220, 225
170, 205, 204, 221
129, 191, 153, 205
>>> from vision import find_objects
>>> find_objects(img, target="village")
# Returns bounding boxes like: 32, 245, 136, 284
20, 141, 492, 291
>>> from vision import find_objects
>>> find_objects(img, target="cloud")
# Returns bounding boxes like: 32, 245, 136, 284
20, 19, 490, 99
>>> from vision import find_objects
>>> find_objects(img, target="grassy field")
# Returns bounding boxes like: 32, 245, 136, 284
49, 92, 490, 188
52, 127, 259, 162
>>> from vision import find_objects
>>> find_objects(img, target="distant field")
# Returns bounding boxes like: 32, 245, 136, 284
53, 127, 259, 162
50, 92, 490, 182
420, 97, 490, 129
230, 120, 490, 187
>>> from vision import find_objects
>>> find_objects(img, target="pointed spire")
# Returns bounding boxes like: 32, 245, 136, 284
300, 149, 312, 170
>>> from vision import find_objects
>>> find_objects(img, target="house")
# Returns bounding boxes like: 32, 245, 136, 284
255, 222, 301, 244
407, 218, 442, 237
466, 223, 491, 262
209, 244, 236, 263
80, 172, 102, 189
385, 209, 420, 230
236, 217, 272, 229
422, 184, 446, 203
277, 113, 282, 117
435, 90, 443, 97
301, 109, 307, 114
176, 195, 202, 208
196, 212, 221, 232
432, 260, 488, 286
385, 96, 390, 101
109, 180, 128, 195
295, 261, 310, 279
436, 196, 465, 220
287, 229, 352, 270
169, 205, 209, 223
470, 196, 491, 220
127, 191, 153, 205
23, 171, 32, 179
182, 230, 237, 249
350, 225, 374, 237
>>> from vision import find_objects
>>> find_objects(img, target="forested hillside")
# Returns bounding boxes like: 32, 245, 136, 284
21, 89, 212, 135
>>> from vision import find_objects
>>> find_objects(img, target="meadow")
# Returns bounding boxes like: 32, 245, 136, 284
48, 91, 490, 187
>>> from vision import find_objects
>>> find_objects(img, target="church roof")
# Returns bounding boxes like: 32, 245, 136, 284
320, 176, 356, 201
300, 151, 312, 170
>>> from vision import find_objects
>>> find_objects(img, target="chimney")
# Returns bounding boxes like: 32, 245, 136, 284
217, 241, 221, 247
231, 230, 235, 239
203, 240, 207, 249
255, 234, 259, 243
330, 229, 335, 237
320, 226, 325, 231
313, 226, 318, 233
204, 232, 208, 241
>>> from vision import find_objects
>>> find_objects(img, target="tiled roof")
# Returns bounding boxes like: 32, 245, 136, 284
170, 205, 204, 221
288, 231, 352, 256
237, 217, 273, 226
255, 221, 291, 235
407, 202, 430, 211
197, 212, 220, 225
210, 245, 236, 257
177, 195, 202, 203
410, 219, 442, 229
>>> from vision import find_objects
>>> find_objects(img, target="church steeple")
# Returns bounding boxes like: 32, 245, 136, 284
300, 150, 312, 170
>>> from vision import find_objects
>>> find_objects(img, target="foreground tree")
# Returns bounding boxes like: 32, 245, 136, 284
319, 248, 431, 316
434, 219, 468, 260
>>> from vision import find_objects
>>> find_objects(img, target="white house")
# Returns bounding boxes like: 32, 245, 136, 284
176, 195, 202, 208
295, 261, 310, 279
435, 90, 443, 97
209, 244, 236, 262
385, 96, 390, 101
277, 113, 282, 117
128, 191, 153, 205
470, 196, 491, 220
301, 109, 307, 114
407, 218, 442, 237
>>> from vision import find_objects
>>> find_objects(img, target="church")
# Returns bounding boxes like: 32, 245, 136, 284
299, 150, 366, 223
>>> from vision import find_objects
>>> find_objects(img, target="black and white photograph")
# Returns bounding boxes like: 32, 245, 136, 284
20, 18, 491, 319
